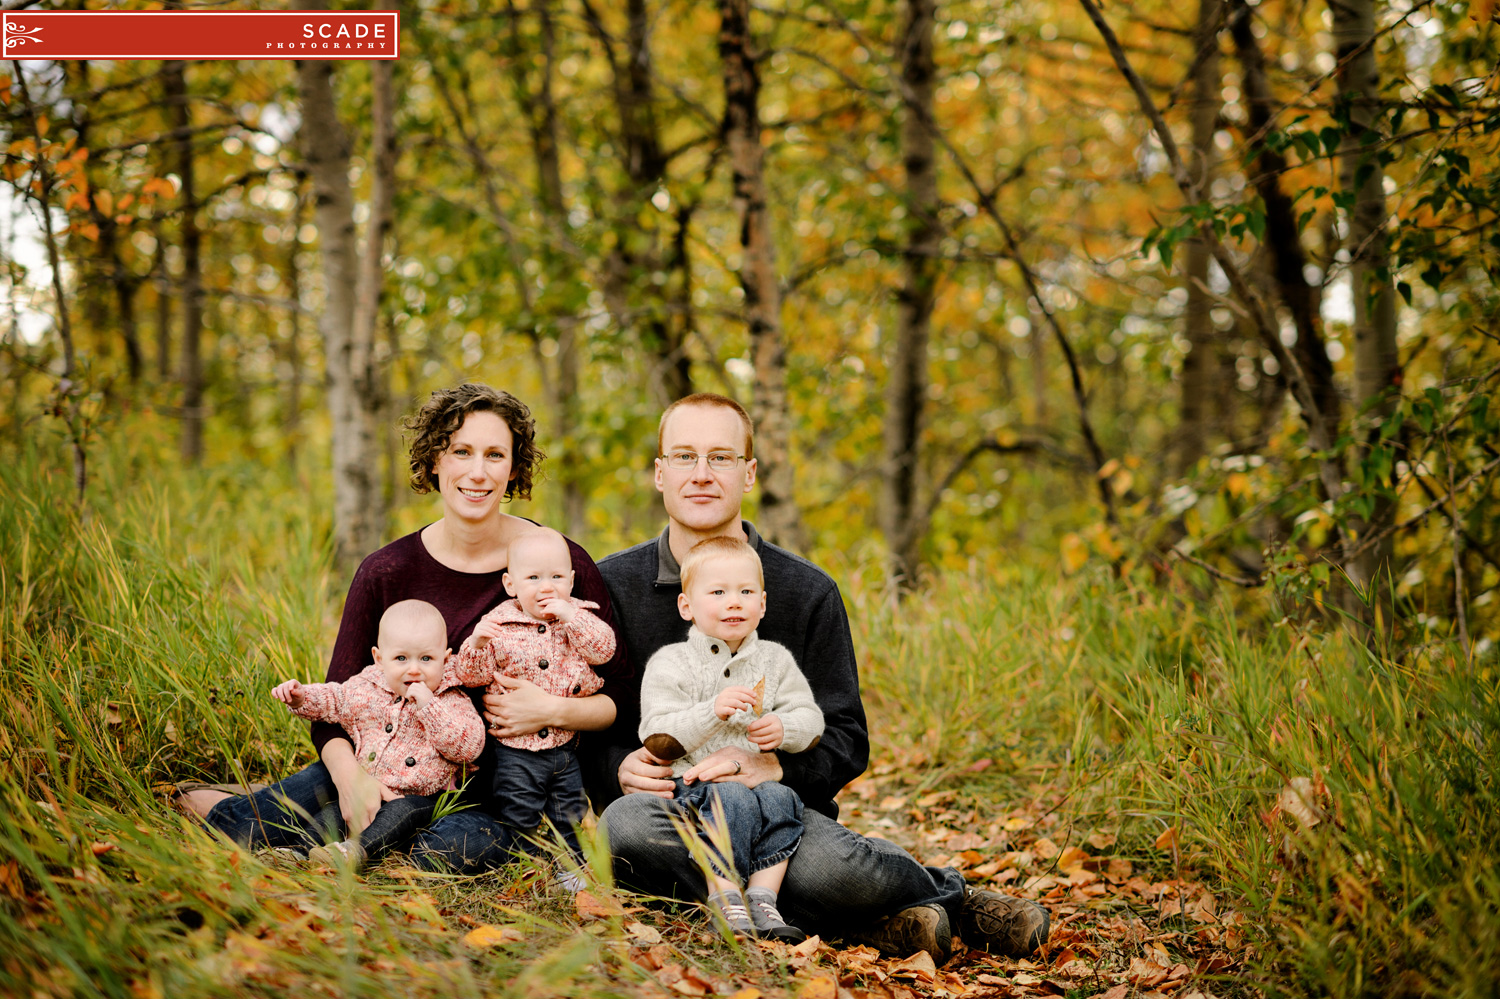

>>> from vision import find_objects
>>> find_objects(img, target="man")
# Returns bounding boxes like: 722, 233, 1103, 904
584, 393, 1048, 963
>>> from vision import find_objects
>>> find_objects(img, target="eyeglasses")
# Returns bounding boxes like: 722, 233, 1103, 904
660, 450, 748, 471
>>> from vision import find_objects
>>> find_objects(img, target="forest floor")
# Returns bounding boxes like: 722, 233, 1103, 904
2, 438, 1493, 998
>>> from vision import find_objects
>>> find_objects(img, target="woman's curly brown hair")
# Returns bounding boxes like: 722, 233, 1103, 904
403, 383, 544, 500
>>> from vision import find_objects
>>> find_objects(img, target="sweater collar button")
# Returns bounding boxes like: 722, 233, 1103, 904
710, 644, 719, 654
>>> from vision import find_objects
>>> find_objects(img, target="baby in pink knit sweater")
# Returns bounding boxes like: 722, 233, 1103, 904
271, 599, 485, 868
452, 528, 616, 865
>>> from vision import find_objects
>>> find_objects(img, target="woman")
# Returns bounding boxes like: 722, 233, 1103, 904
180, 383, 628, 874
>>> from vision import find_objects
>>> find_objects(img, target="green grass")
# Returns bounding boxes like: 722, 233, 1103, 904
2, 419, 1497, 997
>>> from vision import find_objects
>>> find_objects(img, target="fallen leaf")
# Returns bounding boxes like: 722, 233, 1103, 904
163, 719, 179, 744
1003, 816, 1034, 831
727, 990, 762, 999
1086, 831, 1117, 850
1098, 986, 1129, 999
1277, 777, 1325, 828
1032, 838, 1060, 860
792, 934, 822, 957
1050, 947, 1076, 968
1056, 846, 1090, 871
90, 841, 116, 856
462, 924, 524, 948
879, 796, 908, 811
1154, 826, 1179, 851
626, 921, 662, 944
1128, 957, 1171, 988
751, 677, 766, 716
575, 890, 626, 920
965, 758, 993, 773
888, 951, 937, 982
799, 974, 837, 999
1012, 972, 1041, 985
976, 974, 1008, 986
104, 703, 123, 726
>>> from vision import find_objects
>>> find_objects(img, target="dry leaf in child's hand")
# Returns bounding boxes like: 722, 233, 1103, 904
751, 677, 765, 716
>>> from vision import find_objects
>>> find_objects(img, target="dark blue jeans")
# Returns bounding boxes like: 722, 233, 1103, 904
600, 791, 968, 937
673, 778, 803, 882
409, 744, 587, 873
203, 762, 437, 861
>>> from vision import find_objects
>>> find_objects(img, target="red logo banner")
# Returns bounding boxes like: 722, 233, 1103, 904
0, 10, 399, 60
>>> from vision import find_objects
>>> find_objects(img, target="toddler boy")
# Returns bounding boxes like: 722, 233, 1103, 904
637, 536, 824, 941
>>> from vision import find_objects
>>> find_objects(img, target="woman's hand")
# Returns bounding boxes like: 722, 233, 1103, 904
618, 746, 676, 798
320, 739, 385, 834
483, 675, 559, 739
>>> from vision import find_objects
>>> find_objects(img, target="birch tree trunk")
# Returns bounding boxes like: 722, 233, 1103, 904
163, 62, 204, 463
1176, 0, 1222, 475
882, 0, 938, 584
719, 0, 803, 549
297, 56, 385, 567
1331, 0, 1400, 591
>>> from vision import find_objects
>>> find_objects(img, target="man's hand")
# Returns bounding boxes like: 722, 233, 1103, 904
746, 712, 784, 752
713, 685, 757, 720
618, 746, 676, 798
483, 675, 557, 738
406, 679, 434, 708
681, 745, 782, 788
271, 679, 305, 709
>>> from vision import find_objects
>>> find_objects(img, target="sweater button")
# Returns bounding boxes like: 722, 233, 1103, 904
384, 723, 393, 733
572, 684, 581, 694
368, 752, 375, 761
537, 624, 547, 634
539, 659, 549, 669
405, 756, 416, 767
710, 644, 719, 654
538, 728, 549, 738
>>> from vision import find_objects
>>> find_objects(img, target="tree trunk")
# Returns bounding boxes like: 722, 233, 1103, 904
580, 0, 693, 406
163, 62, 204, 463
719, 0, 803, 549
297, 56, 384, 567
285, 177, 306, 468
152, 226, 171, 379
1229, 0, 1339, 436
512, 0, 586, 538
882, 0, 939, 584
1177, 0, 1223, 475
1331, 0, 1400, 590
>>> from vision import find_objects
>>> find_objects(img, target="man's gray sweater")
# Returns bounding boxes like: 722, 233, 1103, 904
585, 522, 868, 818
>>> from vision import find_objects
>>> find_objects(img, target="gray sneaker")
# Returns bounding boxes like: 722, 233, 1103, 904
745, 888, 806, 943
957, 886, 1049, 956
852, 904, 954, 964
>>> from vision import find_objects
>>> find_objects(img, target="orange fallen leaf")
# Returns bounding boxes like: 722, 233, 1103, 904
791, 934, 822, 957
462, 924, 524, 948
798, 975, 837, 999
626, 920, 662, 944
751, 677, 765, 716
90, 841, 116, 856
888, 951, 937, 982
1056, 846, 1090, 871
1098, 986, 1130, 999
727, 990, 762, 999
575, 890, 626, 920
1155, 826, 1179, 851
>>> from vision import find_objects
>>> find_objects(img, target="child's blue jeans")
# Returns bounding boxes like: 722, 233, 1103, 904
672, 777, 804, 883
489, 742, 589, 860
203, 761, 437, 861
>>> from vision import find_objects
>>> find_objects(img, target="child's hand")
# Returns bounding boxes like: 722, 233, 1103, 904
272, 679, 305, 709
714, 685, 758, 720
471, 613, 505, 650
406, 680, 435, 708
539, 595, 577, 624
746, 712, 784, 752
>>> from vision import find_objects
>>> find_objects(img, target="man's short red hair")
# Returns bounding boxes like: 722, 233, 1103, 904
657, 393, 754, 460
